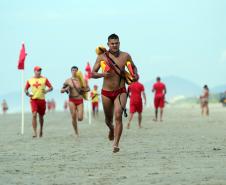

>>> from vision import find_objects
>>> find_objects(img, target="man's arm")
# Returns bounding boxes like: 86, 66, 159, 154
91, 55, 110, 79
61, 80, 70, 94
24, 81, 32, 97
164, 86, 167, 95
44, 79, 53, 94
142, 91, 146, 105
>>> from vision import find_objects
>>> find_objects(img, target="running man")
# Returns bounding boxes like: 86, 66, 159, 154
152, 76, 166, 122
200, 85, 209, 116
90, 85, 99, 117
61, 66, 89, 137
24, 66, 53, 138
127, 80, 146, 129
91, 33, 138, 153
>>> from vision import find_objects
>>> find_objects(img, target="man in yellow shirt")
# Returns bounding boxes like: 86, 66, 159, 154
90, 85, 99, 117
24, 66, 53, 138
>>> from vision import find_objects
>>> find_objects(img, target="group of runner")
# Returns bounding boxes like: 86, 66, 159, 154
22, 33, 208, 153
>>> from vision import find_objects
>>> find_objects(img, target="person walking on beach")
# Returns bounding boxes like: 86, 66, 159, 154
127, 80, 146, 129
91, 33, 138, 153
152, 76, 166, 122
61, 66, 89, 137
24, 66, 53, 138
200, 85, 209, 116
90, 85, 99, 117
1, 99, 8, 114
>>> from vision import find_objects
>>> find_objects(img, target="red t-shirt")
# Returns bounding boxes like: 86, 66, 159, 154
153, 82, 166, 98
128, 82, 144, 103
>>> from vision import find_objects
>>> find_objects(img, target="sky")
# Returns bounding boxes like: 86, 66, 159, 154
0, 0, 226, 95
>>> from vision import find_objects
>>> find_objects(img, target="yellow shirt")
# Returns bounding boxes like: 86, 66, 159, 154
25, 76, 52, 100
91, 90, 99, 103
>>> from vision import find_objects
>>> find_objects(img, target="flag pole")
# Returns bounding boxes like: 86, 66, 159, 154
21, 69, 25, 135
88, 91, 92, 125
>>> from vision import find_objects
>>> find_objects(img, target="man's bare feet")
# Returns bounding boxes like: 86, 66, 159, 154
39, 131, 43, 138
152, 118, 157, 122
113, 146, 120, 153
108, 129, 114, 141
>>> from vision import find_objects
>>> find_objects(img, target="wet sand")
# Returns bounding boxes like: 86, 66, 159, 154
0, 104, 226, 185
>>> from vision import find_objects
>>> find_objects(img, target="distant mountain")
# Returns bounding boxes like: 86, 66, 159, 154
143, 75, 201, 100
211, 84, 226, 93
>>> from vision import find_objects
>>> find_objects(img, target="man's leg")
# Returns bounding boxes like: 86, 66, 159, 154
77, 103, 84, 122
206, 104, 209, 116
32, 112, 38, 137
127, 113, 134, 129
138, 112, 142, 128
113, 93, 127, 152
39, 114, 44, 137
160, 108, 163, 121
102, 95, 114, 140
153, 109, 158, 121
69, 102, 79, 136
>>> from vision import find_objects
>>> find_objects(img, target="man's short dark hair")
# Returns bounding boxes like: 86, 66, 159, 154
71, 66, 78, 71
108, 33, 119, 41
156, 76, 161, 81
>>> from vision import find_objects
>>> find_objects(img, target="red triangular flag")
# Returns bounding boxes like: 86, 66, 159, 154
85, 62, 92, 79
17, 43, 27, 70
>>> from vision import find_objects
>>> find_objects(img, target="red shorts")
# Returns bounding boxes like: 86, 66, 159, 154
69, 98, 83, 106
30, 99, 46, 116
130, 101, 143, 113
92, 102, 98, 111
101, 87, 127, 102
154, 95, 165, 109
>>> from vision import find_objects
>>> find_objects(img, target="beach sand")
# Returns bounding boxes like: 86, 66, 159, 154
0, 104, 226, 185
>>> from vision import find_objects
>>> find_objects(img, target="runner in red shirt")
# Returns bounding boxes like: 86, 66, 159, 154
127, 81, 146, 129
152, 77, 166, 122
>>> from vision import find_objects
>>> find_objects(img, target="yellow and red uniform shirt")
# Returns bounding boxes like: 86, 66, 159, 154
25, 76, 52, 100
90, 90, 99, 103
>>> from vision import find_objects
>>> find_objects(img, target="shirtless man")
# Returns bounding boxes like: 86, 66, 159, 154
24, 66, 53, 138
91, 34, 138, 153
200, 85, 209, 116
61, 66, 87, 137
152, 77, 166, 122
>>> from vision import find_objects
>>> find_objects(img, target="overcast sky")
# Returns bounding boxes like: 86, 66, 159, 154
0, 0, 226, 95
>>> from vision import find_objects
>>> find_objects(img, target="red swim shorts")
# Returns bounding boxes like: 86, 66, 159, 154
154, 95, 165, 109
30, 99, 46, 116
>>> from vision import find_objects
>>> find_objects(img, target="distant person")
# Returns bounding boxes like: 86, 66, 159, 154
47, 100, 52, 112
90, 85, 99, 117
200, 85, 209, 116
127, 81, 146, 129
24, 66, 53, 138
61, 66, 90, 137
1, 99, 8, 114
152, 77, 166, 122
51, 99, 56, 111
64, 100, 69, 111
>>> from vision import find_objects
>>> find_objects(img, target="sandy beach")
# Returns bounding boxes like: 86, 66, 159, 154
0, 104, 226, 185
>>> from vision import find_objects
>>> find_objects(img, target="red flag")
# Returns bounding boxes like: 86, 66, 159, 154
17, 43, 27, 70
85, 62, 92, 79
